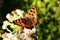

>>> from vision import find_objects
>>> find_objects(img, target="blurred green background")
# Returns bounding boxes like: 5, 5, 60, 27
0, 0, 60, 40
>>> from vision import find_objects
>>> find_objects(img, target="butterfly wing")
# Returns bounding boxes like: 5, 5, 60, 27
13, 6, 38, 29
26, 6, 38, 25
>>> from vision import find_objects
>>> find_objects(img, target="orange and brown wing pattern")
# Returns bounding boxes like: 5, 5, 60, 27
13, 6, 38, 29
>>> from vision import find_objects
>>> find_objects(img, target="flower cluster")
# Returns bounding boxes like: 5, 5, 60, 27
2, 9, 37, 40
20, 27, 37, 40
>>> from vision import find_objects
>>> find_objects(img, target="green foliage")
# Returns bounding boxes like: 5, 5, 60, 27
0, 0, 60, 40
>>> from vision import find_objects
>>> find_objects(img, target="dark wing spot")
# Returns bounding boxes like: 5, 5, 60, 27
33, 11, 35, 13
29, 13, 31, 14
30, 10, 33, 12
32, 14, 34, 16
13, 21, 15, 23
18, 19, 20, 21
29, 12, 31, 15
32, 7, 35, 9
15, 20, 17, 22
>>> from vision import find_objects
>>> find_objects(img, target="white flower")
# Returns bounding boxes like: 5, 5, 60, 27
23, 28, 31, 34
26, 38, 32, 40
31, 27, 36, 34
22, 27, 36, 40
11, 11, 19, 20
3, 38, 8, 40
15, 9, 24, 18
20, 33, 35, 40
6, 13, 14, 22
6, 13, 10, 19
3, 20, 10, 25
20, 29, 32, 40
2, 21, 11, 29
6, 33, 14, 38
23, 27, 36, 34
2, 33, 17, 40
6, 9, 24, 22
2, 25, 7, 29
13, 36, 18, 40
20, 33, 27, 40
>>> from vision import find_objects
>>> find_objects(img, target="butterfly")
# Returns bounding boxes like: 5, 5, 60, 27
13, 6, 38, 29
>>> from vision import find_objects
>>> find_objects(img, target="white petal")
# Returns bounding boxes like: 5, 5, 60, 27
26, 38, 32, 40
2, 21, 11, 29
3, 38, 8, 40
6, 13, 14, 22
15, 9, 24, 17
3, 21, 10, 25
23, 28, 31, 33
2, 25, 7, 29
6, 13, 11, 19
6, 33, 13, 38
20, 33, 27, 39
31, 27, 36, 33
